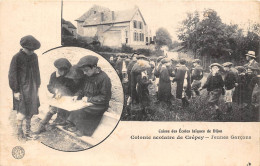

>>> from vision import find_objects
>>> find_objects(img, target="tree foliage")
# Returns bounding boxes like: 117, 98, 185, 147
155, 27, 173, 49
177, 8, 260, 64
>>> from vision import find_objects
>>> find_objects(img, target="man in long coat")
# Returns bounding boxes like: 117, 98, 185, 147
63, 55, 112, 137
172, 59, 191, 107
155, 58, 174, 103
8, 35, 41, 140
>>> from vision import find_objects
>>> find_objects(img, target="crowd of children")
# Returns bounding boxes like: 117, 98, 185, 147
110, 50, 259, 119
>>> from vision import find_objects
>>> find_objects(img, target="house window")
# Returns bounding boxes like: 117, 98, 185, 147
101, 12, 104, 22
146, 37, 148, 42
94, 11, 96, 14
126, 38, 128, 44
139, 22, 143, 29
139, 33, 142, 41
133, 20, 137, 28
134, 32, 137, 41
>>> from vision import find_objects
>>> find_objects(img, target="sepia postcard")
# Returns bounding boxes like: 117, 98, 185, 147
0, 0, 259, 165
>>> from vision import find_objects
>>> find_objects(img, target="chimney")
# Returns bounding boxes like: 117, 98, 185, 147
101, 12, 104, 22
112, 11, 115, 21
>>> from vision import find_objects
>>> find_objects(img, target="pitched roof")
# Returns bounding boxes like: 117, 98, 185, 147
62, 18, 77, 29
75, 5, 110, 22
76, 5, 146, 26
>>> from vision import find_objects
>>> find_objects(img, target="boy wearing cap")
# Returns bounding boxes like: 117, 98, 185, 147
222, 62, 238, 112
172, 59, 191, 108
191, 59, 204, 98
64, 55, 112, 137
9, 35, 41, 140
200, 63, 224, 118
35, 58, 73, 134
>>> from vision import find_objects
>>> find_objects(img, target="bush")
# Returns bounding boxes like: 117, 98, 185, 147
136, 48, 151, 56
121, 44, 133, 53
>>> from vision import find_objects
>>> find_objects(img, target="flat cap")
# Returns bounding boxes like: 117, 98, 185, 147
54, 58, 72, 69
179, 58, 187, 64
222, 62, 233, 67
77, 55, 99, 68
65, 65, 84, 79
209, 63, 223, 69
137, 54, 147, 59
161, 58, 171, 64
192, 59, 201, 64
20, 35, 41, 50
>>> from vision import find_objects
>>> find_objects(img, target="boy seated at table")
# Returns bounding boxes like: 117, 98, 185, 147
35, 58, 73, 134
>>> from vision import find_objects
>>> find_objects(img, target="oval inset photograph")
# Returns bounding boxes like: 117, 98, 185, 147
33, 47, 123, 151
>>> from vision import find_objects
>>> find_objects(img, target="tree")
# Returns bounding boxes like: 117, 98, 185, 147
177, 10, 200, 57
155, 28, 173, 50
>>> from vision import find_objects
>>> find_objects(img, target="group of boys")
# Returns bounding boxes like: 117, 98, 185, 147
110, 50, 259, 119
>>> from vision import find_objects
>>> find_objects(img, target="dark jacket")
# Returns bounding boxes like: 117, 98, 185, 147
136, 72, 151, 106
224, 69, 238, 90
172, 65, 191, 99
67, 69, 112, 136
76, 69, 112, 107
8, 49, 41, 116
47, 72, 74, 96
158, 65, 174, 101
202, 73, 224, 92
191, 65, 204, 83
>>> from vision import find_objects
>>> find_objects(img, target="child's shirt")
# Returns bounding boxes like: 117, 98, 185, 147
202, 73, 224, 91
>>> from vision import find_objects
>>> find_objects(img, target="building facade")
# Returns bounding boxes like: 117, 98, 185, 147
75, 5, 154, 48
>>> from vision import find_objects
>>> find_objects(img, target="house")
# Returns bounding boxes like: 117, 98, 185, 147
62, 18, 77, 39
75, 5, 154, 48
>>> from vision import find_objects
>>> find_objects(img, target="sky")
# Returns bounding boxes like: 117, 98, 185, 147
63, 0, 259, 41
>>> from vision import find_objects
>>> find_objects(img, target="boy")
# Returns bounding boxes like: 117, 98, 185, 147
35, 58, 73, 134
200, 63, 224, 119
8, 35, 41, 140
64, 55, 112, 137
191, 59, 204, 98
172, 59, 191, 108
222, 62, 238, 113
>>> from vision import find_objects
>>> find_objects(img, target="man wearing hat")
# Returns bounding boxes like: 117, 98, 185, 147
63, 55, 112, 137
200, 63, 224, 119
8, 35, 41, 140
172, 59, 191, 108
191, 59, 204, 98
222, 62, 238, 113
244, 51, 259, 74
244, 51, 259, 106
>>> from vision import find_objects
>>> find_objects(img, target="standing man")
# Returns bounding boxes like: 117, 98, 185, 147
172, 59, 191, 108
9, 35, 41, 140
222, 62, 238, 113
244, 51, 259, 106
191, 59, 204, 98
